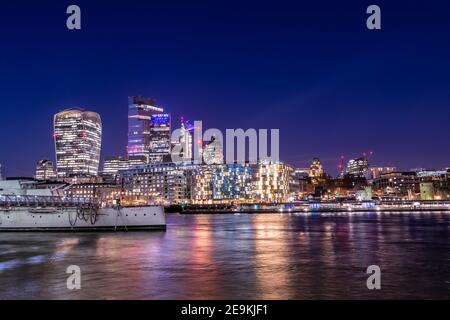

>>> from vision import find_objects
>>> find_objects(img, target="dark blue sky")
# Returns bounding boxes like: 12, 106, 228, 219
1, 0, 450, 177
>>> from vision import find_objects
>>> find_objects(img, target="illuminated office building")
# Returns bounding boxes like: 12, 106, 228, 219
35, 160, 56, 181
101, 156, 145, 182
148, 113, 171, 163
127, 96, 170, 163
346, 157, 369, 178
54, 109, 102, 178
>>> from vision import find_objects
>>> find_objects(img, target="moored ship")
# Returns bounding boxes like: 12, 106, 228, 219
0, 180, 166, 231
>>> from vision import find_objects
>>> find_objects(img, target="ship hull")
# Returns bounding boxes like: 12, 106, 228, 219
0, 206, 166, 231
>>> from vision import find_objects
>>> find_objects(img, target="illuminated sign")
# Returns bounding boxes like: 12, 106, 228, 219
151, 114, 170, 126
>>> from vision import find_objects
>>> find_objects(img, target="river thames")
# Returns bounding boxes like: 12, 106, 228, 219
0, 212, 450, 299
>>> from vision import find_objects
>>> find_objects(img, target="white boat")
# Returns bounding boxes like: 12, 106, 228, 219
0, 180, 166, 231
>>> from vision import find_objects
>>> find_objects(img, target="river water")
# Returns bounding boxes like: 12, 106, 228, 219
0, 212, 450, 299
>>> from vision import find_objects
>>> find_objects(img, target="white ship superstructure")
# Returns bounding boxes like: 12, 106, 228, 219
0, 180, 166, 231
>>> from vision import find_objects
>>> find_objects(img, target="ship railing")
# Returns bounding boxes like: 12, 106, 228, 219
0, 195, 97, 208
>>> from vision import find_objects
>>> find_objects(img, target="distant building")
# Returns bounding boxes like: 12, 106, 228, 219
191, 163, 254, 203
101, 156, 145, 182
175, 119, 193, 162
295, 168, 309, 176
191, 162, 298, 204
420, 181, 450, 200
415, 169, 449, 178
54, 109, 102, 178
346, 157, 369, 178
35, 160, 56, 181
255, 162, 297, 203
148, 114, 171, 163
369, 166, 396, 180
127, 96, 170, 163
203, 136, 224, 165
117, 161, 304, 205
417, 169, 450, 200
355, 186, 373, 201
64, 182, 121, 204
308, 158, 323, 178
120, 162, 193, 204
372, 171, 419, 199
294, 168, 313, 198
190, 165, 214, 202
61, 175, 104, 185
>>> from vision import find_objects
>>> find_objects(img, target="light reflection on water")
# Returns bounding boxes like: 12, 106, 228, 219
0, 212, 450, 299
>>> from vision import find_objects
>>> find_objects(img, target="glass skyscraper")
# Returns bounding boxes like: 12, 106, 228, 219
54, 109, 102, 178
127, 96, 170, 163
148, 113, 171, 163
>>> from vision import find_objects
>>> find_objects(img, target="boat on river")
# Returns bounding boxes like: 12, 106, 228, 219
0, 180, 166, 231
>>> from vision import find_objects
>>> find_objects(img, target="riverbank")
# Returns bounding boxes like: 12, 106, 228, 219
174, 201, 450, 214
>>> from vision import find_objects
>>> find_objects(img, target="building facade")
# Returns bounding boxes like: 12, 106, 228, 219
101, 156, 146, 183
127, 96, 164, 162
127, 96, 171, 163
54, 109, 102, 178
191, 163, 254, 203
254, 162, 297, 203
309, 158, 323, 178
372, 171, 419, 199
117, 161, 301, 205
369, 166, 397, 180
417, 169, 450, 200
120, 162, 193, 204
64, 182, 121, 205
346, 157, 369, 178
191, 162, 297, 204
148, 113, 171, 163
35, 160, 56, 181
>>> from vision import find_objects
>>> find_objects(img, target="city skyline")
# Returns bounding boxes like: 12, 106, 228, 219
2, 1, 450, 303
0, 99, 448, 178
1, 1, 450, 176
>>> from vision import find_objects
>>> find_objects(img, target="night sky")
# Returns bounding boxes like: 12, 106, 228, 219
1, 0, 450, 177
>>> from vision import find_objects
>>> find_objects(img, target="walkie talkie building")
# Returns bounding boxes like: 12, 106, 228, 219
54, 109, 102, 178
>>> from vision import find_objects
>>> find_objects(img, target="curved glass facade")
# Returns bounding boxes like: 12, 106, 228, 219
54, 109, 102, 178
